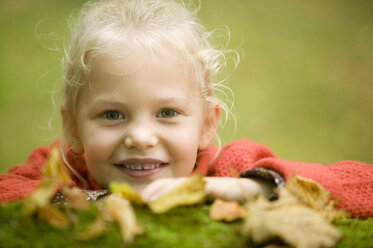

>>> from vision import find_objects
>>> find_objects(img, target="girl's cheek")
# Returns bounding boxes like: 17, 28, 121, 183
84, 128, 120, 152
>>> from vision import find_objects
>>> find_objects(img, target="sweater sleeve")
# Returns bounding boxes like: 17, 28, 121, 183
208, 139, 373, 219
0, 146, 50, 203
251, 157, 373, 219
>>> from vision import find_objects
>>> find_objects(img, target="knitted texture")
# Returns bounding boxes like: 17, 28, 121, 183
0, 147, 48, 203
0, 139, 372, 218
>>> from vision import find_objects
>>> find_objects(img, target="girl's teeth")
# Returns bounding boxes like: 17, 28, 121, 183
121, 163, 161, 170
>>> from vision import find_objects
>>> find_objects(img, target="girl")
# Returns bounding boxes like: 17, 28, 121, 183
1, 0, 372, 219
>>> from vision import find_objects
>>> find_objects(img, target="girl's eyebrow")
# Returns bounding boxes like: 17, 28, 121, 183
86, 98, 128, 113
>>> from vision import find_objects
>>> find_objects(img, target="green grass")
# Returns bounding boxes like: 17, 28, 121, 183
1, 202, 372, 248
0, 202, 245, 248
1, 0, 372, 173
0, 1, 371, 246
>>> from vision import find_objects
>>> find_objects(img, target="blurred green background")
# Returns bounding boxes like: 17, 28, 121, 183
0, 0, 372, 173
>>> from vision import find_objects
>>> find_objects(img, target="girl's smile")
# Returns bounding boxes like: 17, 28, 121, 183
71, 47, 219, 191
114, 158, 168, 178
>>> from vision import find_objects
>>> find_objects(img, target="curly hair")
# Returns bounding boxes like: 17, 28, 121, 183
61, 0, 237, 163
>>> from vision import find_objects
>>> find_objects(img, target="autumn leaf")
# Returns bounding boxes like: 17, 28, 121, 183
37, 205, 70, 229
22, 147, 71, 215
285, 174, 331, 210
148, 174, 206, 214
104, 195, 143, 243
109, 182, 144, 205
285, 174, 349, 221
41, 147, 71, 185
242, 189, 342, 248
77, 212, 108, 241
61, 187, 90, 210
209, 198, 247, 222
77, 195, 142, 243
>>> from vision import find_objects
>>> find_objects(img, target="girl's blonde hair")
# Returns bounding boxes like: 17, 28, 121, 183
62, 0, 237, 171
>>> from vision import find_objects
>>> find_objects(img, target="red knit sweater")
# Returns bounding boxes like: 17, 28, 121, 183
1, 139, 372, 218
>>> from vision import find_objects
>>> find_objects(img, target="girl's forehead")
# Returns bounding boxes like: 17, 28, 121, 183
83, 47, 201, 97
89, 46, 197, 83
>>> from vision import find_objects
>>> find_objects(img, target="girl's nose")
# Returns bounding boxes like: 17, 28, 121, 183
124, 124, 158, 150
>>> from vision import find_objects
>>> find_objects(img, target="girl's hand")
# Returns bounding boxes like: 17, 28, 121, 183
140, 177, 189, 202
140, 177, 274, 203
203, 177, 275, 203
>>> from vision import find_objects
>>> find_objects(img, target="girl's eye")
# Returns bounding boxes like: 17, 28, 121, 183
102, 111, 124, 120
157, 109, 178, 118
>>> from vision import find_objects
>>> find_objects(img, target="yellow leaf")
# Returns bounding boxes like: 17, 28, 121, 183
22, 178, 56, 215
209, 198, 247, 222
41, 147, 71, 185
37, 205, 70, 229
148, 174, 206, 214
285, 174, 349, 221
77, 214, 108, 241
61, 187, 90, 210
22, 147, 72, 215
285, 174, 330, 210
105, 195, 143, 244
242, 189, 342, 248
109, 182, 144, 205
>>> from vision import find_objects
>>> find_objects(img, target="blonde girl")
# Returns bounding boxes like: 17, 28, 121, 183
1, 0, 372, 219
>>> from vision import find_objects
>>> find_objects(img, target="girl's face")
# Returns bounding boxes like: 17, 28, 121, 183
71, 48, 219, 191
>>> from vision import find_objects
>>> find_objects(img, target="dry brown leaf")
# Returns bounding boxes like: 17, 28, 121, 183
242, 189, 342, 248
22, 147, 71, 215
77, 213, 108, 240
285, 174, 349, 221
22, 178, 56, 215
321, 200, 350, 222
285, 174, 331, 210
109, 182, 144, 205
209, 198, 247, 222
105, 195, 143, 243
37, 205, 70, 229
41, 147, 71, 185
61, 187, 90, 210
148, 174, 206, 214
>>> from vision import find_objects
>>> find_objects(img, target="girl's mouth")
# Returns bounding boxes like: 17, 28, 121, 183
114, 158, 168, 178
117, 162, 166, 170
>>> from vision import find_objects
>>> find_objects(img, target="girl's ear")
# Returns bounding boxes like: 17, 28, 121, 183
198, 103, 221, 150
60, 105, 84, 155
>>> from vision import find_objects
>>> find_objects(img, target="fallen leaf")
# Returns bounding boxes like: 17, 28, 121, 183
285, 174, 349, 221
321, 200, 350, 222
285, 174, 331, 210
22, 147, 71, 215
209, 198, 247, 222
41, 147, 71, 185
242, 189, 342, 248
148, 174, 206, 214
109, 182, 144, 205
77, 213, 108, 240
105, 195, 143, 243
22, 178, 56, 215
61, 187, 90, 210
37, 205, 70, 229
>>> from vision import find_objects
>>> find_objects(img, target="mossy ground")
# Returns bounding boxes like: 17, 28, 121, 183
1, 203, 372, 248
